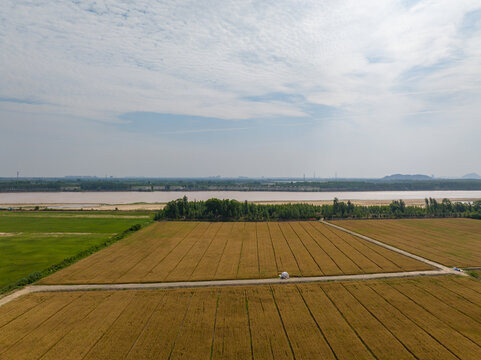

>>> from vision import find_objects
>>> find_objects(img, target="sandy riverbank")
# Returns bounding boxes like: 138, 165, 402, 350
1, 197, 478, 211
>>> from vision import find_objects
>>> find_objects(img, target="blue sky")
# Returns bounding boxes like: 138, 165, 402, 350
1, 0, 480, 177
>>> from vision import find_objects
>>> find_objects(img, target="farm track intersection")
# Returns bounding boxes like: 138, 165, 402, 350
0, 221, 466, 307
1, 277, 481, 359
37, 221, 434, 285
2, 220, 481, 359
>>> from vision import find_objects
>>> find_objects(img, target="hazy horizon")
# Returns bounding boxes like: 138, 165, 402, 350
2, 173, 481, 180
1, 1, 481, 178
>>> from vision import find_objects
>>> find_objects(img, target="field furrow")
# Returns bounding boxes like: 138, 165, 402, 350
268, 223, 301, 276
169, 289, 219, 360
297, 284, 375, 359
369, 282, 481, 358
2, 276, 481, 358
83, 292, 161, 359
375, 222, 466, 264
116, 222, 207, 283
278, 223, 321, 276
332, 219, 481, 267
41, 222, 190, 284
211, 289, 251, 359
237, 223, 260, 279
142, 223, 209, 282
246, 286, 293, 360
315, 223, 382, 273
88, 223, 188, 281
39, 221, 432, 284
255, 223, 278, 278
89, 222, 192, 283
0, 292, 80, 353
3, 292, 109, 360
125, 290, 193, 359
190, 223, 232, 281
272, 285, 336, 359
346, 283, 458, 359
40, 291, 135, 360
165, 223, 220, 281
0, 293, 48, 328
352, 234, 429, 271
439, 278, 481, 307
389, 280, 481, 347
215, 223, 246, 280
330, 227, 403, 271
412, 278, 481, 323
322, 283, 416, 359
289, 222, 342, 275
303, 222, 360, 274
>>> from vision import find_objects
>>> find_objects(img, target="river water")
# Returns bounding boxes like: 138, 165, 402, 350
1, 190, 481, 204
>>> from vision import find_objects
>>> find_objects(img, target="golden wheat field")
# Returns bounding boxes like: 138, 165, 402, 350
39, 221, 430, 285
2, 276, 481, 359
330, 218, 481, 268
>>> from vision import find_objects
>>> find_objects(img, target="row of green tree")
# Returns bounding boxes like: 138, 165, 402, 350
3, 178, 481, 192
154, 197, 481, 221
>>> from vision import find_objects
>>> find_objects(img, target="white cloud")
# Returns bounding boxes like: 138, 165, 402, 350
1, 0, 481, 176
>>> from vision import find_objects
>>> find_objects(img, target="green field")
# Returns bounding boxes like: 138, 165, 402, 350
0, 211, 152, 291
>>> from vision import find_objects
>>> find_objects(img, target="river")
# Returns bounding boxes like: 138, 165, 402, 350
1, 190, 481, 204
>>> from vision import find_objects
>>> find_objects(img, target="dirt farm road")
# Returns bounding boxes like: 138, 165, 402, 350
0, 221, 467, 308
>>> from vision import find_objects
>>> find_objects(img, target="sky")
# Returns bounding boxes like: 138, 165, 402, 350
1, 0, 480, 178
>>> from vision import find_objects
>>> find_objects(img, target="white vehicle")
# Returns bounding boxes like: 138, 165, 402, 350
279, 272, 290, 279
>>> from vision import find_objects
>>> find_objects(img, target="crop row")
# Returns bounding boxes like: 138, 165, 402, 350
41, 221, 429, 284
332, 218, 481, 267
2, 276, 481, 359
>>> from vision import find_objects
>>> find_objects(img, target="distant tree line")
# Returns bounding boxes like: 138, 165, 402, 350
154, 197, 481, 221
154, 197, 322, 221
3, 178, 481, 192
323, 198, 481, 219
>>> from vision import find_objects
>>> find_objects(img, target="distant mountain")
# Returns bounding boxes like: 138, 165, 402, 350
462, 173, 481, 180
381, 174, 432, 181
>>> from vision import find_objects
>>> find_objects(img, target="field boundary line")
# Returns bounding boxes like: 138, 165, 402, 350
320, 220, 463, 274
39, 292, 116, 359
322, 224, 387, 271
309, 222, 363, 273
339, 283, 420, 359
295, 285, 338, 359
0, 270, 460, 308
385, 282, 481, 353
317, 285, 378, 359
266, 222, 279, 273
410, 282, 481, 326
269, 286, 297, 360
288, 223, 324, 275
141, 222, 203, 279
299, 222, 344, 274
364, 283, 460, 359
0, 292, 82, 356
276, 223, 303, 275
110, 222, 194, 282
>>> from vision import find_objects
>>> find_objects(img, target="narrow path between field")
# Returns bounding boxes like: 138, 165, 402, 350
0, 269, 458, 308
319, 220, 457, 272
0, 221, 467, 308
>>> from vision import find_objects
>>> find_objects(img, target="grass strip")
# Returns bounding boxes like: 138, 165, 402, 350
0, 222, 150, 295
